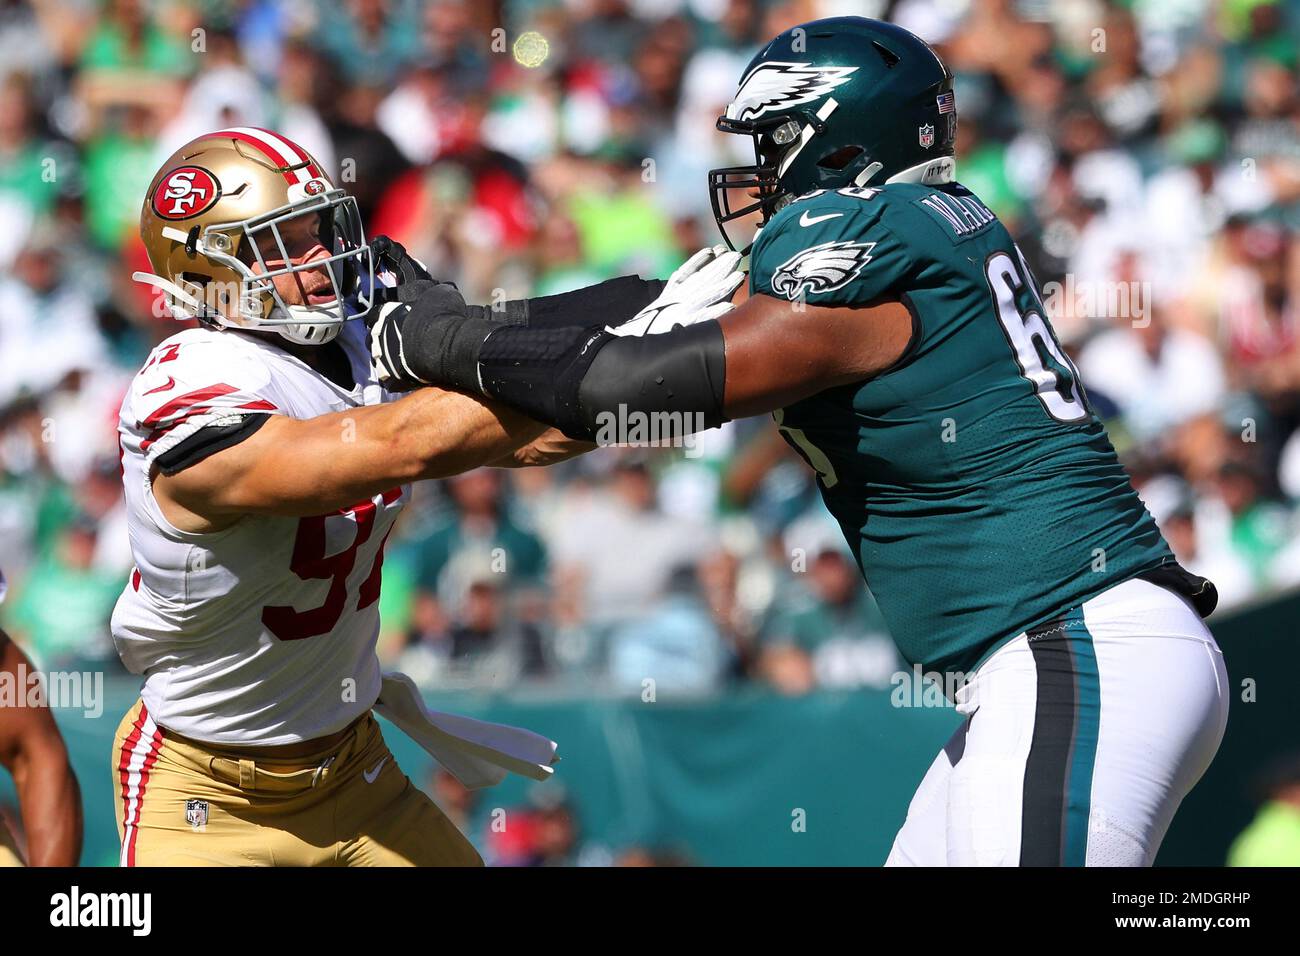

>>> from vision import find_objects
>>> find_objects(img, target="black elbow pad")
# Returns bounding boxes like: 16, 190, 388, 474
478, 325, 615, 438
577, 322, 727, 439
478, 320, 727, 442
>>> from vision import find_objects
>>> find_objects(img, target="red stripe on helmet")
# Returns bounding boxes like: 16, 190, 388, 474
250, 127, 322, 179
207, 129, 300, 182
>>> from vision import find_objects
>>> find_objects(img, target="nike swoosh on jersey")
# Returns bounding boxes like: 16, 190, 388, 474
363, 757, 389, 783
800, 211, 845, 227
143, 376, 177, 395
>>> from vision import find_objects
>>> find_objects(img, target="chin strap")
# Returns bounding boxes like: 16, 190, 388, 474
260, 301, 345, 345
131, 271, 210, 320
134, 271, 346, 344
278, 317, 344, 346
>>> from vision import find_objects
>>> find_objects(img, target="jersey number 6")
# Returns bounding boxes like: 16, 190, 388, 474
986, 250, 1089, 424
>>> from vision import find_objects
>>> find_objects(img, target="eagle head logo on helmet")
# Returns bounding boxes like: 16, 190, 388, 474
709, 17, 957, 253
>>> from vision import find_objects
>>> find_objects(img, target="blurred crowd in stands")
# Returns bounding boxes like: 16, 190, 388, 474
1, 0, 1299, 705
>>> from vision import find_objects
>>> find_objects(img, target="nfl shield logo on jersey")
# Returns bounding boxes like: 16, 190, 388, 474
185, 799, 209, 829
918, 124, 935, 148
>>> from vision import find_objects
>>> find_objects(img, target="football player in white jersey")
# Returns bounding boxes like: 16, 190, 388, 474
113, 126, 739, 866
109, 126, 692, 866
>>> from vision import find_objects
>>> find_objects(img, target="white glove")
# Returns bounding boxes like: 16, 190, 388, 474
609, 245, 745, 337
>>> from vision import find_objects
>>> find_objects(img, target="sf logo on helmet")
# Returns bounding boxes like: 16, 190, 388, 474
152, 166, 222, 220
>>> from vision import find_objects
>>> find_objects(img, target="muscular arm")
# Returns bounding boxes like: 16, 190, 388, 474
0, 632, 83, 866
370, 244, 913, 440
718, 293, 915, 418
155, 388, 546, 531
469, 292, 914, 439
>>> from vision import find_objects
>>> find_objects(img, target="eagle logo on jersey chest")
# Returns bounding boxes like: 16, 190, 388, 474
770, 240, 876, 300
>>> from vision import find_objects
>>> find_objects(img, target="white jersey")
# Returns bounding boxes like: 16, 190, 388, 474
111, 321, 408, 745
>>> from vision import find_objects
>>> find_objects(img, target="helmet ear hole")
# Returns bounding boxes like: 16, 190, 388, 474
179, 273, 209, 307
817, 145, 865, 170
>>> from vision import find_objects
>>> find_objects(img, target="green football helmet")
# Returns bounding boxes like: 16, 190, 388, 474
710, 17, 957, 251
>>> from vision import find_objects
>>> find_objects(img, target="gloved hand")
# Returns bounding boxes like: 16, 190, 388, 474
368, 301, 425, 391
372, 234, 434, 286
367, 235, 479, 391
370, 234, 458, 310
608, 245, 745, 337
370, 287, 479, 391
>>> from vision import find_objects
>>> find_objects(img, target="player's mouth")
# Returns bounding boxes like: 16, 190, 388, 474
294, 273, 337, 306
305, 288, 338, 306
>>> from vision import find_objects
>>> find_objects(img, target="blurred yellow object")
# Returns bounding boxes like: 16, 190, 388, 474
1227, 801, 1300, 866
513, 31, 549, 69
0, 818, 22, 867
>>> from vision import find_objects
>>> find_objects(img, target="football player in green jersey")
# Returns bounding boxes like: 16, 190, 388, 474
368, 17, 1229, 866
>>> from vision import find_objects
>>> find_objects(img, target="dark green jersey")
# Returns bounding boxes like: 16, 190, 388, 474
749, 182, 1174, 675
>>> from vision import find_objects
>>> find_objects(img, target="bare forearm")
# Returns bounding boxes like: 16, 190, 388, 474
166, 388, 548, 520
12, 743, 82, 866
0, 637, 82, 866
490, 428, 596, 468
403, 390, 549, 479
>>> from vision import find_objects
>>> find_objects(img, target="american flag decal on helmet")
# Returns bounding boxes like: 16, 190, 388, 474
936, 92, 956, 114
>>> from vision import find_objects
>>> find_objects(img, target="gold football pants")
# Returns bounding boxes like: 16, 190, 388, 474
0, 815, 21, 866
112, 699, 481, 867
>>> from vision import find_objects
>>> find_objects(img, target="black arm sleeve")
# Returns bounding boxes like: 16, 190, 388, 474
154, 413, 272, 476
478, 320, 727, 441
395, 275, 672, 394
466, 275, 668, 329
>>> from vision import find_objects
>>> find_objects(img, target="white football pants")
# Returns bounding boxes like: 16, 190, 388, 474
886, 577, 1229, 866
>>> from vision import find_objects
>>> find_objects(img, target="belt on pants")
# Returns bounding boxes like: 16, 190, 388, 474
207, 754, 338, 793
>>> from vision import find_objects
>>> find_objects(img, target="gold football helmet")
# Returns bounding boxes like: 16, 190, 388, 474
134, 127, 373, 345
